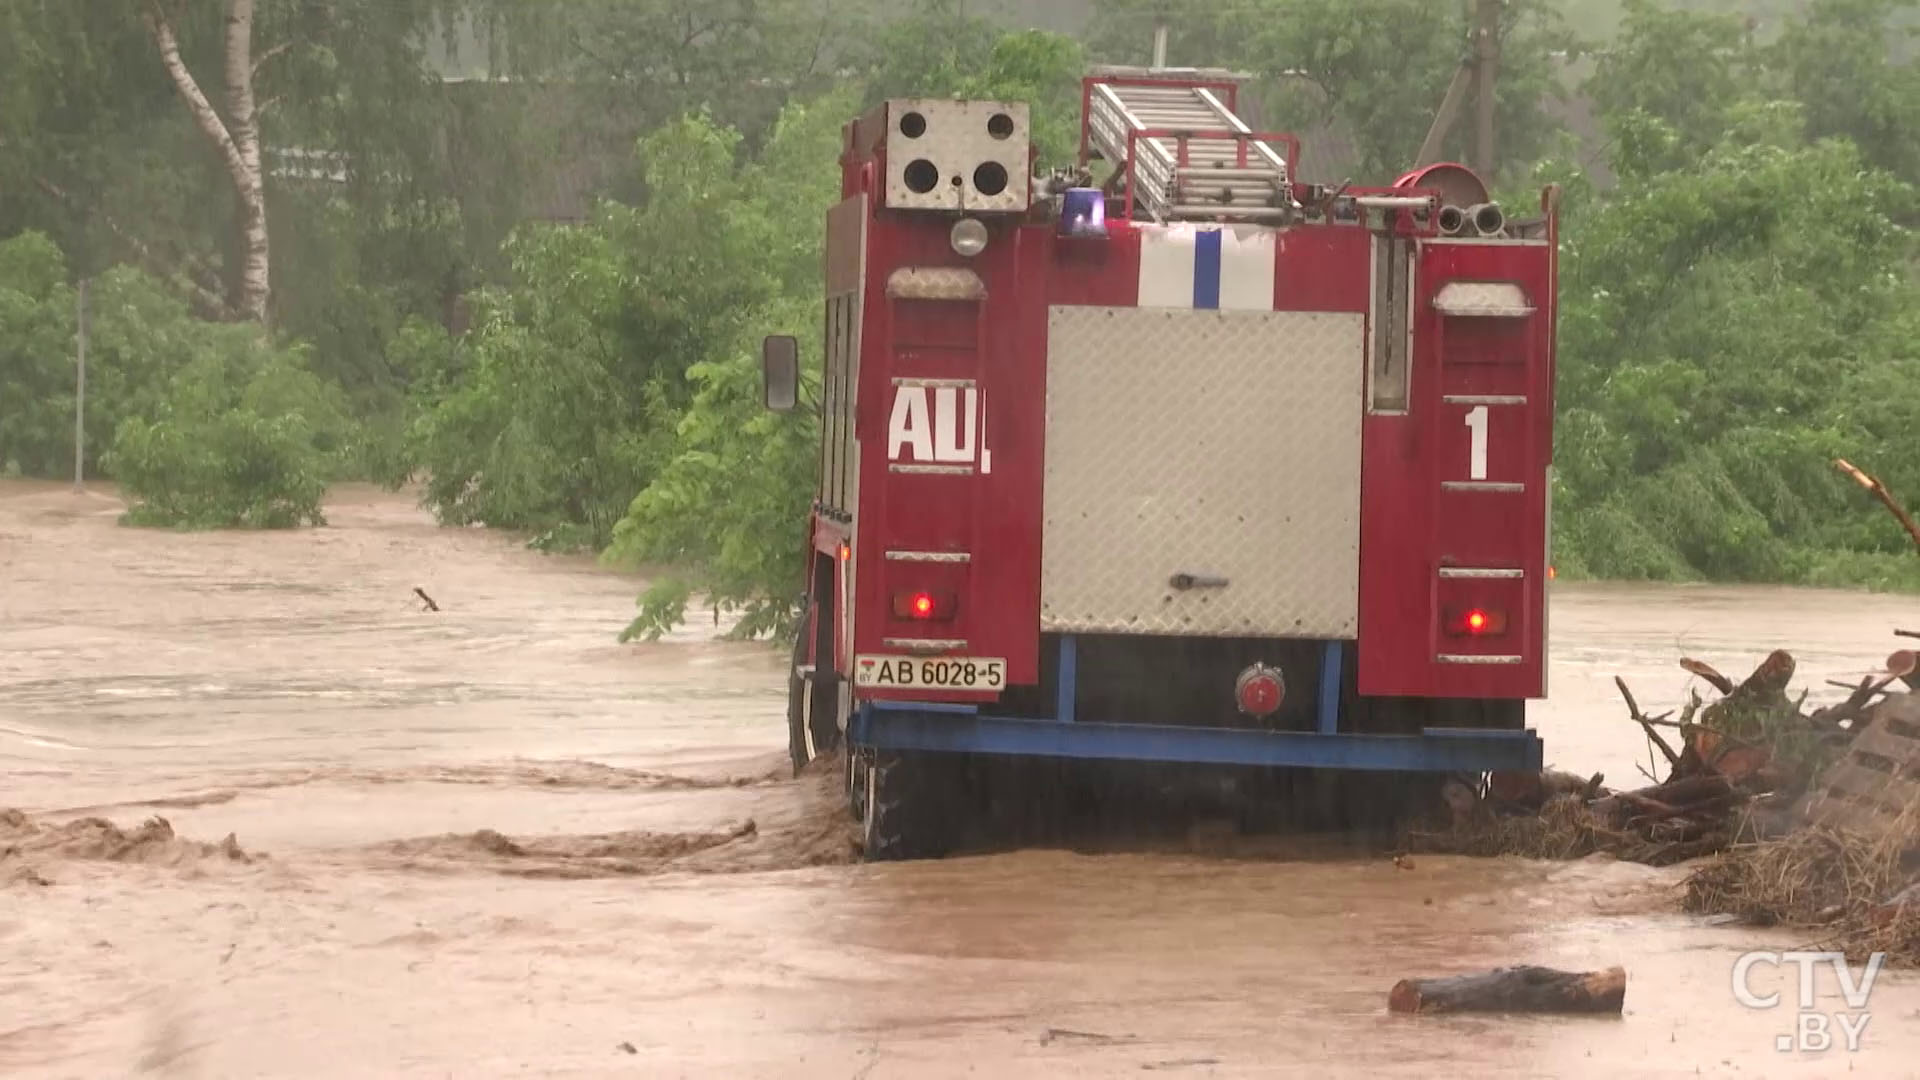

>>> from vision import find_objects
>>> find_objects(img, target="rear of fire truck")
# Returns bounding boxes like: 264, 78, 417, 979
762, 65, 1559, 859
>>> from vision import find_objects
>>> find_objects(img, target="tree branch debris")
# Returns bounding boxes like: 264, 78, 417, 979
1413, 627, 1920, 965
1833, 458, 1920, 552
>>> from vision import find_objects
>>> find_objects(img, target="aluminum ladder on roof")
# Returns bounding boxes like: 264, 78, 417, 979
1084, 66, 1293, 222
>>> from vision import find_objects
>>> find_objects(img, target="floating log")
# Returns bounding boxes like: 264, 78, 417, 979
1890, 650, 1916, 691
1388, 965, 1627, 1015
413, 587, 440, 612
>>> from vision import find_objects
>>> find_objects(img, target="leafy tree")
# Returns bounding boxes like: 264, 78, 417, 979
260, 3, 549, 399
0, 233, 79, 477
1770, 0, 1920, 182
1552, 126, 1920, 586
408, 114, 775, 549
1, 0, 554, 421
102, 303, 350, 529
0, 2, 235, 313
1085, 0, 1575, 183
856, 4, 1087, 161
1251, 0, 1577, 182
607, 89, 850, 639
1083, 0, 1266, 70
1584, 0, 1760, 178
0, 230, 341, 483
137, 0, 274, 322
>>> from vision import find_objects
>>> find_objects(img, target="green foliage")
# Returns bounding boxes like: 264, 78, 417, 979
605, 91, 846, 640
858, 4, 1087, 162
1084, 0, 1266, 69
0, 232, 349, 528
0, 231, 359, 490
408, 114, 775, 549
1556, 30, 1920, 589
0, 232, 77, 477
1586, 0, 1761, 176
1087, 0, 1576, 183
1770, 0, 1920, 181
107, 335, 345, 530
1253, 0, 1579, 182
608, 293, 823, 641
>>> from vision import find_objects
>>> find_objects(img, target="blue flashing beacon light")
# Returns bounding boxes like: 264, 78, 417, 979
1059, 188, 1107, 237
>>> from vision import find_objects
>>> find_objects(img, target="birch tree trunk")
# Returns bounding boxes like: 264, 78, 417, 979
142, 0, 270, 324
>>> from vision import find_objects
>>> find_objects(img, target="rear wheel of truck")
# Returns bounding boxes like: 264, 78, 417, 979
861, 750, 959, 861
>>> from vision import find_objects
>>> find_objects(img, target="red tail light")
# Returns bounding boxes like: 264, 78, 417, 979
1445, 607, 1508, 637
891, 590, 957, 621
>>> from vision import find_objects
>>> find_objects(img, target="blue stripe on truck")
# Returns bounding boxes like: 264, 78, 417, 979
1192, 228, 1222, 309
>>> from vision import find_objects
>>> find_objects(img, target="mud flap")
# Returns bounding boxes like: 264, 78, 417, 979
786, 597, 812, 775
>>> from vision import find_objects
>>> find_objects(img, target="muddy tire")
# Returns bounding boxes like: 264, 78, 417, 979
861, 750, 958, 861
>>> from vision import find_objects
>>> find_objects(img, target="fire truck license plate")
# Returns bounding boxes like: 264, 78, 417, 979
855, 655, 1005, 690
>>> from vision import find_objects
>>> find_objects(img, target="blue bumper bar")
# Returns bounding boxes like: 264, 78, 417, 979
850, 704, 1544, 773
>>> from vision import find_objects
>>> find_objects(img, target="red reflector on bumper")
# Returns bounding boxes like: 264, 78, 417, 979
1234, 663, 1285, 717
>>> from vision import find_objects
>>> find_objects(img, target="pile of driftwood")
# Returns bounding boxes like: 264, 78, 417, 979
1414, 634, 1918, 868
1386, 465, 1918, 1015
1680, 636, 1920, 964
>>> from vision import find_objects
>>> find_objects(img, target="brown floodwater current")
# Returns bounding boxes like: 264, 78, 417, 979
3, 481, 1917, 1077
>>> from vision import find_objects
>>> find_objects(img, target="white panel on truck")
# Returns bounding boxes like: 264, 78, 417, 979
1041, 306, 1364, 638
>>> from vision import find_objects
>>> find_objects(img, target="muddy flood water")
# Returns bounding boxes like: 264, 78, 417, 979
4, 481, 1918, 1078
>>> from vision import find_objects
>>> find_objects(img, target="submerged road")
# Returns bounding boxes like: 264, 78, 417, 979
1, 481, 1915, 1077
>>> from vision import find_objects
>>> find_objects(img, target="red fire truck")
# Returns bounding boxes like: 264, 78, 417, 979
762, 66, 1559, 858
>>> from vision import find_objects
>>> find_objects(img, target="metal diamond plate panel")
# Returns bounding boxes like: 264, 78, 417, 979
1042, 307, 1364, 638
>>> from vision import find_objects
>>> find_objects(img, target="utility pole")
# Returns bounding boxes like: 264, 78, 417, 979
1152, 20, 1168, 68
74, 278, 87, 492
1414, 0, 1502, 175
1472, 0, 1500, 177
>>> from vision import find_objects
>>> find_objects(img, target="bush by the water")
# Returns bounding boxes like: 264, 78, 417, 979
111, 408, 329, 529
0, 231, 352, 529
107, 342, 351, 530
0, 234, 227, 481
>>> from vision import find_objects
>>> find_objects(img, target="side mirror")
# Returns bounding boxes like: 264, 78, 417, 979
761, 334, 799, 412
